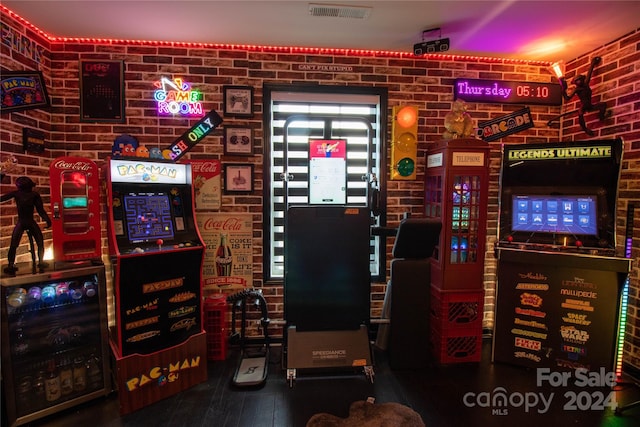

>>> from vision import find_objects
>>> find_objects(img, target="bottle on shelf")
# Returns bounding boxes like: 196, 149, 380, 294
73, 356, 87, 392
16, 375, 33, 410
68, 281, 84, 300
59, 357, 74, 396
83, 281, 97, 298
42, 285, 56, 304
44, 359, 61, 402
28, 286, 42, 302
7, 287, 27, 308
33, 370, 46, 402
56, 282, 70, 303
86, 353, 103, 390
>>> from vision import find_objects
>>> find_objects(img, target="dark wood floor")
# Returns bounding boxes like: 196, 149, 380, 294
21, 339, 640, 427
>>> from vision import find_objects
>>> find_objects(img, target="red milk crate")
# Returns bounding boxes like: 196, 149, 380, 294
430, 324, 482, 364
430, 285, 484, 331
204, 295, 228, 361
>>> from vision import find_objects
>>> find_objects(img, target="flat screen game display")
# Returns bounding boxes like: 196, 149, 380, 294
498, 139, 623, 253
511, 194, 598, 235
123, 192, 175, 244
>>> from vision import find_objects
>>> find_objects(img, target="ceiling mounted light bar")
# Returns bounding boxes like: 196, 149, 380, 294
308, 3, 372, 19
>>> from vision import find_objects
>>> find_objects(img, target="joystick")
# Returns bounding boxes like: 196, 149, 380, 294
156, 239, 163, 251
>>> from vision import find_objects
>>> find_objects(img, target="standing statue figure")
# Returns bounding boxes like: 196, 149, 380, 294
1, 176, 52, 275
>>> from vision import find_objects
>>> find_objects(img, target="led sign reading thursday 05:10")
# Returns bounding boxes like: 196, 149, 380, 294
454, 79, 563, 106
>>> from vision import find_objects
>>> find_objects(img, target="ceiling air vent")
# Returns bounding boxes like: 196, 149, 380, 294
308, 3, 372, 19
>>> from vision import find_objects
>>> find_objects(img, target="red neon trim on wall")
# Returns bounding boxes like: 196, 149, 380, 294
2, 5, 552, 66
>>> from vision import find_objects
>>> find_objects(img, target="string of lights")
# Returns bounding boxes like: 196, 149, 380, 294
2, 5, 552, 66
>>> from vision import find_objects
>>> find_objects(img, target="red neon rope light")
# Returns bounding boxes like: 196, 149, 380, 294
1, 5, 552, 66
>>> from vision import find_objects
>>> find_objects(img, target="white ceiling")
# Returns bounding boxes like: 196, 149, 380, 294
3, 0, 640, 63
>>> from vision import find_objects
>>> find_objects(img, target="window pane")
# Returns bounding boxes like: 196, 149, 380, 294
266, 89, 384, 281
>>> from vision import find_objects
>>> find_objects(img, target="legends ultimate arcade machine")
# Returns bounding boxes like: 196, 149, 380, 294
104, 158, 207, 414
492, 139, 632, 374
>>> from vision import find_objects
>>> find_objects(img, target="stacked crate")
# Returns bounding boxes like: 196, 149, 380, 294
203, 295, 227, 361
424, 139, 490, 364
430, 286, 484, 363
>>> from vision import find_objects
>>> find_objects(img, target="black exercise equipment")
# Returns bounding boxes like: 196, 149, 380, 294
387, 217, 442, 369
227, 289, 270, 388
284, 206, 374, 386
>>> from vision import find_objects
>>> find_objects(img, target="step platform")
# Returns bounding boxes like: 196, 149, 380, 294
285, 325, 374, 387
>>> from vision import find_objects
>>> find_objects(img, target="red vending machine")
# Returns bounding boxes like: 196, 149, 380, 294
49, 157, 102, 264
104, 158, 207, 414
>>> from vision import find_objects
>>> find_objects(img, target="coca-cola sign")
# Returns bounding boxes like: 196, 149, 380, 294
191, 161, 219, 174
201, 216, 243, 231
196, 213, 253, 290
190, 159, 221, 210
52, 158, 94, 171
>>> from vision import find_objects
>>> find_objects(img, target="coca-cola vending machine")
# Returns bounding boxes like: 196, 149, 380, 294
104, 157, 207, 414
49, 157, 102, 264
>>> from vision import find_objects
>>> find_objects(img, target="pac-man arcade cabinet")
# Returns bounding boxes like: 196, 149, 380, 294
105, 158, 207, 414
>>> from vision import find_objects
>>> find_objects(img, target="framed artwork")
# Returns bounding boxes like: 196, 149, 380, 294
79, 59, 125, 123
224, 126, 254, 156
223, 85, 253, 117
224, 163, 254, 193
23, 127, 46, 153
0, 71, 50, 113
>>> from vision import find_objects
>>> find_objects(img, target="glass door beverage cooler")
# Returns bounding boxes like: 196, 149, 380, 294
1, 265, 111, 427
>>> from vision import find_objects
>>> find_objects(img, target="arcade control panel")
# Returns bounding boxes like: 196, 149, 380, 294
496, 238, 616, 257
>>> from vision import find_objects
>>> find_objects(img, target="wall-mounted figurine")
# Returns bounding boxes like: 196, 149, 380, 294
1, 176, 52, 275
547, 56, 611, 136
443, 100, 474, 140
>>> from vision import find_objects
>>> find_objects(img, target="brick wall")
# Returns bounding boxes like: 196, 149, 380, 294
2, 10, 639, 370
559, 29, 640, 370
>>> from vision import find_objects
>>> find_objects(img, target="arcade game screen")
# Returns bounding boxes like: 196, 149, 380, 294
511, 194, 598, 235
123, 192, 175, 244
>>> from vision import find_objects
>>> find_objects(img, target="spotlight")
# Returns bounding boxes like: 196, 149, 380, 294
548, 60, 565, 79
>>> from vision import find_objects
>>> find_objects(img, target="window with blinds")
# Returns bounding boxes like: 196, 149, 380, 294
263, 85, 388, 282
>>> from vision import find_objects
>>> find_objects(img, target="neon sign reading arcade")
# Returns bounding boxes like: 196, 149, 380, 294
154, 77, 203, 116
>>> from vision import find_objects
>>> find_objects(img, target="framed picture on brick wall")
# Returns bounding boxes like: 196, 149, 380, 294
224, 126, 254, 156
223, 85, 253, 117
79, 59, 125, 123
224, 163, 254, 193
0, 71, 50, 113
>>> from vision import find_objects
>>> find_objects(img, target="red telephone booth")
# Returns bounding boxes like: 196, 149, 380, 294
49, 156, 102, 263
